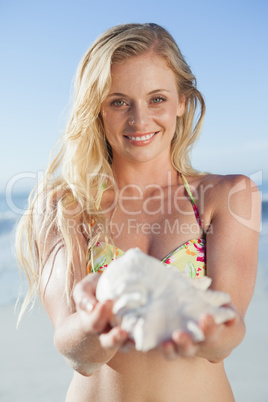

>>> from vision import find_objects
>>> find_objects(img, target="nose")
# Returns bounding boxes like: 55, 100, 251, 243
128, 103, 150, 130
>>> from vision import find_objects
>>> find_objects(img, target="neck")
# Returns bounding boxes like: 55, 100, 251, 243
111, 155, 179, 190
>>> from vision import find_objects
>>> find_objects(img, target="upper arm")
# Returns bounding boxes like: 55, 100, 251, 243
205, 175, 261, 317
33, 191, 89, 329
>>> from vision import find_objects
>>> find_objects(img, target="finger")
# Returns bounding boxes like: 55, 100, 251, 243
172, 331, 197, 357
78, 273, 100, 294
120, 339, 135, 353
199, 314, 215, 330
78, 297, 96, 313
224, 317, 237, 327
159, 341, 178, 360
88, 300, 114, 333
73, 273, 100, 312
199, 314, 218, 339
99, 327, 129, 350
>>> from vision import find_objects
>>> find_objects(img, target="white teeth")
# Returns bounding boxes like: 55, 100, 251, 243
127, 133, 155, 141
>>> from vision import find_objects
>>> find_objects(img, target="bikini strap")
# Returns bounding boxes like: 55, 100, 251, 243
180, 173, 204, 232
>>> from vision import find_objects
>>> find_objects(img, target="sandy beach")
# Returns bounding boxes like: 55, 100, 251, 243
1, 251, 267, 402
0, 304, 73, 402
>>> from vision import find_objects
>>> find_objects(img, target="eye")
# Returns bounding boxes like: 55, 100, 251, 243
151, 96, 167, 104
111, 99, 127, 107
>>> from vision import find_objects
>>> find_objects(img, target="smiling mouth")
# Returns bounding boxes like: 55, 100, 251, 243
124, 132, 158, 141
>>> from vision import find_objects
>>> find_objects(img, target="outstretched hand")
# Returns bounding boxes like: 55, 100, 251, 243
73, 273, 129, 352
158, 314, 236, 360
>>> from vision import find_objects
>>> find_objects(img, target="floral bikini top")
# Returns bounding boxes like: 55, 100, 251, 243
88, 173, 206, 278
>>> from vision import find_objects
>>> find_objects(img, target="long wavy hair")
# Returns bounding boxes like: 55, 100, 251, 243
16, 23, 206, 322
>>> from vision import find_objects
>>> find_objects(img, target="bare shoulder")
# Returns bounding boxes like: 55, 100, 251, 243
34, 186, 81, 218
196, 173, 261, 233
199, 173, 260, 201
32, 187, 63, 226
197, 173, 260, 197
32, 186, 88, 277
33, 186, 85, 237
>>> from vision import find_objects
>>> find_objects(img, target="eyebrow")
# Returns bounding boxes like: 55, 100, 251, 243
148, 89, 171, 95
107, 89, 171, 98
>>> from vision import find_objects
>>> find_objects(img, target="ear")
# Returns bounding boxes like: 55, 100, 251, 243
177, 94, 185, 117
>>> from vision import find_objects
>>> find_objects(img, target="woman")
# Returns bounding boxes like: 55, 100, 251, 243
16, 23, 261, 401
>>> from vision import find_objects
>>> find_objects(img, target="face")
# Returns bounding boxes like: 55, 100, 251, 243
100, 53, 185, 165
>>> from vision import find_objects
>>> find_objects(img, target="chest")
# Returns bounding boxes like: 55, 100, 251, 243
100, 191, 204, 261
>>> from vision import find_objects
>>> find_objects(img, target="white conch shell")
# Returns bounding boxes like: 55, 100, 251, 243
96, 248, 236, 352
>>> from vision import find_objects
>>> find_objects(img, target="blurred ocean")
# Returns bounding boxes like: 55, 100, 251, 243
0, 191, 30, 305
0, 183, 268, 306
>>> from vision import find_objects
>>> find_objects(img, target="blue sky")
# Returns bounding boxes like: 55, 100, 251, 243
1, 0, 267, 192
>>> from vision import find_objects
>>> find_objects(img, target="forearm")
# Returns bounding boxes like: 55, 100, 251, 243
54, 312, 117, 376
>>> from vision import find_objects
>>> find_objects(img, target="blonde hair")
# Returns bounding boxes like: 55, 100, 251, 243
16, 23, 206, 322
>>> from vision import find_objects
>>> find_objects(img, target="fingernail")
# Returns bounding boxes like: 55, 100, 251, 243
80, 298, 94, 312
172, 331, 184, 342
85, 301, 94, 312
